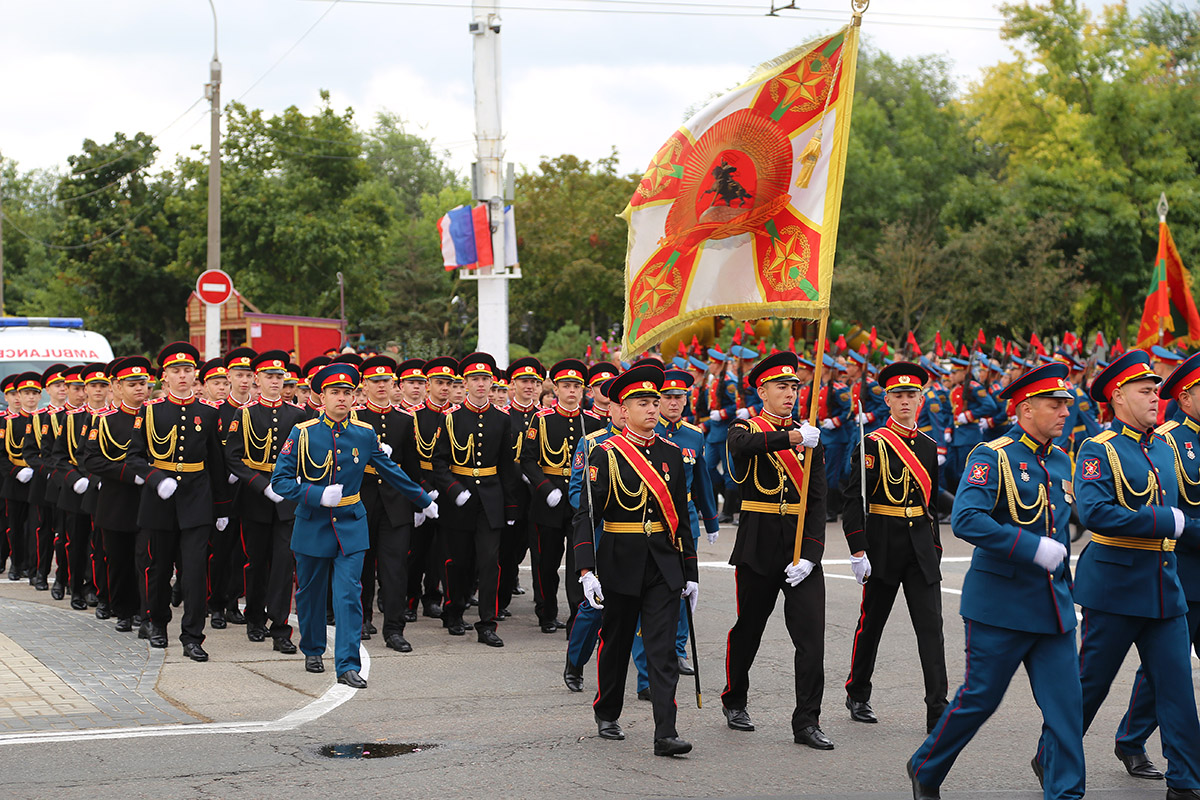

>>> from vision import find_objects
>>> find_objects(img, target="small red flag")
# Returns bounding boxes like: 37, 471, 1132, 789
976, 328, 986, 348
993, 335, 1003, 353
758, 340, 766, 355
586, 345, 593, 359
836, 334, 847, 352
744, 321, 755, 338
1094, 331, 1105, 349
859, 343, 869, 357
960, 344, 969, 358
788, 336, 796, 352
1112, 337, 1125, 356
1030, 332, 1046, 357
881, 342, 890, 357
869, 326, 878, 349
732, 326, 743, 345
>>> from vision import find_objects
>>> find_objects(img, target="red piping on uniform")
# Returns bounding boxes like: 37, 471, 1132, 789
844, 583, 869, 692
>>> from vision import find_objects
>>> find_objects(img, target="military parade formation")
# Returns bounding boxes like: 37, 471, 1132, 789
0, 332, 1198, 800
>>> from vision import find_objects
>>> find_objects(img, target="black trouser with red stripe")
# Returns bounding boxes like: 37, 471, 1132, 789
34, 504, 55, 579
844, 555, 947, 729
53, 509, 69, 587
721, 562, 826, 734
497, 516, 528, 612
442, 516, 500, 633
241, 517, 295, 639
89, 520, 108, 602
5, 500, 28, 578
208, 515, 241, 612
365, 515, 411, 639
63, 511, 90, 600
593, 555, 681, 740
407, 519, 442, 612
534, 520, 583, 627
147, 525, 209, 645
103, 528, 139, 620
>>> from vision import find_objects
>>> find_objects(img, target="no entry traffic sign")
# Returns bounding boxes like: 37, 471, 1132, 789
196, 269, 234, 306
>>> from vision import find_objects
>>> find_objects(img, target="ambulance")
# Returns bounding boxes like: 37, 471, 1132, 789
0, 318, 115, 386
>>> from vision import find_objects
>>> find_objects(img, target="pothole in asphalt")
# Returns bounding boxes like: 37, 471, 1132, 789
319, 742, 438, 759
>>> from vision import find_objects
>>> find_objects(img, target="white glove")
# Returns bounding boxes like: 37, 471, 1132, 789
455, 490, 471, 507
423, 500, 439, 520
944, 430, 952, 443
1032, 537, 1068, 571
850, 553, 871, 585
1172, 507, 1185, 539
264, 485, 284, 503
820, 418, 835, 430
937, 453, 946, 466
735, 407, 750, 420
135, 475, 145, 485
521, 473, 531, 486
157, 479, 177, 500
320, 484, 344, 507
546, 488, 563, 508
414, 511, 426, 528
72, 477, 89, 495
977, 419, 991, 432
681, 580, 699, 614
215, 517, 229, 532
16, 467, 33, 484
955, 412, 969, 425
707, 529, 719, 545
97, 480, 102, 490
856, 411, 871, 424
710, 410, 722, 422
506, 519, 515, 526
428, 489, 439, 501
581, 572, 604, 608
228, 473, 238, 484
784, 558, 814, 586
798, 422, 820, 448
379, 442, 393, 457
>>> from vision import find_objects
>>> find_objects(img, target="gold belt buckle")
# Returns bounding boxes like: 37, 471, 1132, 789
643, 520, 653, 536
174, 462, 183, 473
472, 468, 480, 477
779, 501, 788, 515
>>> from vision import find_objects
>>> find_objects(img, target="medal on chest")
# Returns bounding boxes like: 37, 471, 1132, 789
1187, 442, 1195, 461
194, 415, 202, 432
352, 447, 360, 464
1019, 462, 1030, 482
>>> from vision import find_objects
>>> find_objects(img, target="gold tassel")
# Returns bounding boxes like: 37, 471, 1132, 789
795, 129, 822, 189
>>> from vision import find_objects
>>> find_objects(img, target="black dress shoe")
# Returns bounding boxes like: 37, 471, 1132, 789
447, 622, 467, 636
1115, 744, 1165, 780
497, 607, 512, 619
563, 658, 583, 692
210, 610, 227, 629
70, 596, 87, 611
794, 725, 834, 750
540, 621, 559, 634
1031, 755, 1044, 789
7, 570, 18, 581
94, 603, 111, 620
654, 736, 692, 757
678, 657, 695, 676
423, 603, 442, 619
305, 655, 324, 673
247, 626, 266, 642
183, 642, 209, 662
360, 624, 372, 640
337, 670, 367, 689
33, 575, 48, 591
466, 595, 478, 607
403, 609, 418, 623
595, 715, 624, 740
478, 629, 504, 647
115, 617, 133, 633
224, 606, 246, 624
385, 633, 412, 652
376, 594, 384, 613
722, 706, 755, 731
171, 583, 183, 607
718, 511, 734, 524
554, 619, 566, 630
85, 591, 98, 607
637, 688, 652, 702
846, 697, 878, 723
513, 584, 525, 595
365, 621, 377, 635
138, 620, 151, 640
906, 759, 940, 800
273, 637, 298, 654
149, 627, 169, 648
50, 582, 64, 600
1167, 789, 1200, 799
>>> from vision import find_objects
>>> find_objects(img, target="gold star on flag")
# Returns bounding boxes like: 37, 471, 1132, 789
638, 140, 683, 198
766, 235, 808, 289
775, 61, 827, 109
633, 267, 678, 313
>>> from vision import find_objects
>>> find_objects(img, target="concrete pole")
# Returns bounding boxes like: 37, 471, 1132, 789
204, 2, 222, 359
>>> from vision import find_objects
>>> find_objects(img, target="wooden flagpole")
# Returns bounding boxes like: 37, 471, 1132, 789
793, 310, 829, 564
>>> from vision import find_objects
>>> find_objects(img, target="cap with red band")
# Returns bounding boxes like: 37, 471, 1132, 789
81, 363, 110, 385
159, 342, 200, 369
424, 357, 459, 380
360, 355, 397, 380
550, 359, 587, 384
312, 363, 360, 392
396, 358, 425, 381
225, 347, 257, 371
878, 362, 928, 393
252, 350, 290, 374
999, 362, 1073, 406
748, 351, 801, 388
1160, 352, 1200, 401
1089, 350, 1161, 403
115, 357, 152, 380
459, 352, 497, 379
508, 357, 545, 382
588, 362, 619, 387
609, 364, 664, 404
662, 368, 694, 395
15, 372, 43, 393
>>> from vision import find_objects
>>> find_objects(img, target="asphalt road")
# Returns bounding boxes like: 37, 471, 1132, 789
1, 520, 1194, 800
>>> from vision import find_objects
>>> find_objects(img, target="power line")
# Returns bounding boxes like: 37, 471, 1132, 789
67, 97, 207, 178
0, 206, 154, 251
235, 0, 344, 103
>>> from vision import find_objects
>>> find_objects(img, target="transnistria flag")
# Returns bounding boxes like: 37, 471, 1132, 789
621, 24, 860, 355
1136, 220, 1200, 349
437, 204, 518, 271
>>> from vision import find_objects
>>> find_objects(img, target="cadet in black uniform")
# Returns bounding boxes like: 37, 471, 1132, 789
23, 365, 66, 591
2, 373, 41, 583
501, 356, 544, 617
720, 351, 831, 749
430, 353, 520, 646
409, 356, 456, 621
842, 361, 948, 733
225, 350, 308, 651
574, 363, 698, 757
212, 347, 257, 628
126, 342, 232, 661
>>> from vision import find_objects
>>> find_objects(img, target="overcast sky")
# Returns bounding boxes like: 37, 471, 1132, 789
0, 0, 1154, 180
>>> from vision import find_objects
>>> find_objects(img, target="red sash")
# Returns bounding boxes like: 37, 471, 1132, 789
747, 415, 805, 490
950, 385, 965, 417
869, 426, 933, 508
606, 433, 682, 537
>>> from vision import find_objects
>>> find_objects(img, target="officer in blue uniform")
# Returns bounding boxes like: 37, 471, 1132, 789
272, 362, 435, 688
1112, 352, 1200, 781
817, 355, 852, 522
1032, 349, 1200, 800
917, 358, 952, 493
907, 362, 1083, 800
701, 348, 738, 522
945, 357, 1000, 491
731, 345, 764, 417
843, 350, 889, 483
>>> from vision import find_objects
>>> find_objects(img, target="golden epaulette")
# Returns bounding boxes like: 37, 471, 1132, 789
681, 421, 703, 434
295, 418, 320, 430
1157, 421, 1179, 435
983, 436, 1014, 451
585, 429, 607, 441
350, 419, 375, 431
1093, 430, 1117, 444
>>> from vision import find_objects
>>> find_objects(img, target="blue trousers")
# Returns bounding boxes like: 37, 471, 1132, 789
824, 434, 847, 493
1115, 601, 1200, 756
911, 619, 1084, 799
566, 600, 602, 669
295, 550, 365, 677
1047, 607, 1200, 788
705, 431, 732, 490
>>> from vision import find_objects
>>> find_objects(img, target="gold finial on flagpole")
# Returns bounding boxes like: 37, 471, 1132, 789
852, 0, 869, 26
1159, 192, 1169, 224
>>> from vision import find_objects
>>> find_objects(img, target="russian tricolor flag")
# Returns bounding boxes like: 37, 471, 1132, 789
437, 204, 518, 271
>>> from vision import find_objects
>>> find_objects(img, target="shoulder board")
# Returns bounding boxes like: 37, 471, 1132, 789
1053, 444, 1069, 455
983, 436, 1014, 450
681, 421, 703, 433
598, 440, 615, 451
916, 430, 936, 445
350, 419, 375, 430
67, 407, 88, 415
865, 430, 883, 442
96, 408, 117, 417
199, 398, 220, 408
870, 384, 883, 395
395, 406, 415, 417
351, 404, 365, 412
1093, 430, 1117, 443
536, 408, 555, 417
1156, 421, 1179, 435
447, 404, 461, 413
147, 397, 165, 405
295, 419, 321, 430
585, 429, 607, 441
658, 437, 680, 450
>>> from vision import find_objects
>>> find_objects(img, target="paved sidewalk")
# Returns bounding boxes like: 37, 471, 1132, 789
0, 598, 195, 732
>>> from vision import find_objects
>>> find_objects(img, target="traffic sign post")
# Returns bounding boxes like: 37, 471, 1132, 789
196, 269, 233, 360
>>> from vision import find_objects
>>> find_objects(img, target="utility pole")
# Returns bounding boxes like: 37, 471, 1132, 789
204, 0, 222, 358
465, 0, 518, 368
